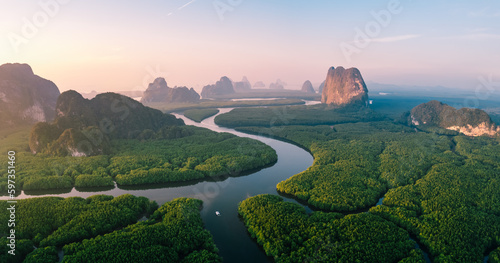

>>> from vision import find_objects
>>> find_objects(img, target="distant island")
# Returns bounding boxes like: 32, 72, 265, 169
201, 76, 235, 99
409, 100, 500, 136
301, 80, 315, 93
141, 77, 200, 104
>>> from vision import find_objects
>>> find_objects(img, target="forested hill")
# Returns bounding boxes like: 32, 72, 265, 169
29, 90, 184, 156
409, 100, 499, 136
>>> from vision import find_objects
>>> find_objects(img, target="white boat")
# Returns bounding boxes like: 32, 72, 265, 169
215, 211, 221, 216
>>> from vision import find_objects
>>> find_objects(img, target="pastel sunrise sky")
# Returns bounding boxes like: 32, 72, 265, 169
1, 0, 499, 93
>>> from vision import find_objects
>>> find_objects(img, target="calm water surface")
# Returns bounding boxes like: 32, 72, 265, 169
5, 108, 314, 263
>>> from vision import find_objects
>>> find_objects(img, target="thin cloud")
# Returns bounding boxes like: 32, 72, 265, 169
370, 34, 422, 43
178, 0, 197, 10
351, 34, 421, 45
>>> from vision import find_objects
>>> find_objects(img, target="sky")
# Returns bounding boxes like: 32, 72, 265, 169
1, 0, 499, 93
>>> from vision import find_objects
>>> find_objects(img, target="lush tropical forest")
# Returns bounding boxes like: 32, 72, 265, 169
0, 125, 277, 192
184, 108, 220, 122
238, 194, 425, 262
0, 195, 221, 263
216, 105, 500, 262
146, 98, 305, 113
214, 104, 384, 128
490, 247, 500, 263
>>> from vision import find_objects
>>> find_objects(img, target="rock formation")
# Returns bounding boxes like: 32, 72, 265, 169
201, 76, 235, 98
30, 90, 184, 156
301, 80, 315, 93
410, 100, 499, 137
233, 76, 252, 91
141, 77, 200, 103
321, 67, 368, 106
269, 83, 284, 90
269, 79, 286, 90
318, 81, 325, 94
253, 81, 266, 88
0, 63, 60, 128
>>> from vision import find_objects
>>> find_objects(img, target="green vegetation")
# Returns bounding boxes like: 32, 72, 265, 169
0, 125, 276, 192
490, 247, 500, 263
0, 194, 156, 246
184, 108, 220, 122
408, 100, 497, 131
214, 104, 384, 128
29, 91, 184, 156
62, 198, 220, 263
23, 246, 59, 263
0, 196, 220, 263
195, 90, 321, 101
74, 174, 114, 188
238, 194, 423, 262
110, 126, 276, 185
0, 238, 35, 263
370, 136, 500, 262
146, 98, 305, 113
237, 122, 446, 212
490, 112, 500, 125
219, 105, 500, 262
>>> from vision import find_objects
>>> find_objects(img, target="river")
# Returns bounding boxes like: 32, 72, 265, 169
3, 108, 447, 262
5, 108, 314, 262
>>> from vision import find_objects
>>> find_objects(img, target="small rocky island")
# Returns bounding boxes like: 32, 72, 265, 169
141, 77, 200, 103
301, 80, 315, 93
321, 66, 368, 106
410, 100, 500, 137
201, 76, 235, 98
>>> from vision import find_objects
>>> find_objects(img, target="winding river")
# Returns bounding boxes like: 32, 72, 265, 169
5, 108, 314, 262
3, 108, 447, 262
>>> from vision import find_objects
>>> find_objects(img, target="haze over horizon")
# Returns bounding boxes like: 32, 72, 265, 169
1, 0, 499, 94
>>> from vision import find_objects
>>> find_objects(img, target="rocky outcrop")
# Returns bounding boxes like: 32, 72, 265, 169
30, 90, 184, 156
141, 77, 200, 103
253, 81, 266, 88
301, 80, 315, 93
233, 76, 252, 91
321, 67, 368, 106
318, 81, 325, 94
201, 76, 235, 98
410, 100, 499, 137
269, 79, 286, 90
269, 83, 284, 90
0, 63, 60, 128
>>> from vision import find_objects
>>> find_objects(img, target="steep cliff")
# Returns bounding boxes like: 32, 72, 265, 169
301, 80, 315, 93
321, 67, 368, 106
233, 76, 252, 91
0, 63, 60, 128
201, 76, 235, 98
